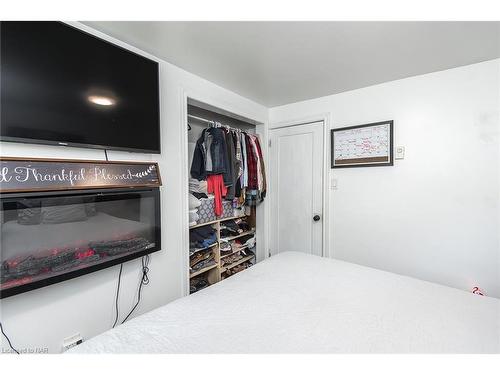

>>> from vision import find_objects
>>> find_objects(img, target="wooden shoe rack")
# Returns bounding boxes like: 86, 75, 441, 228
189, 214, 256, 294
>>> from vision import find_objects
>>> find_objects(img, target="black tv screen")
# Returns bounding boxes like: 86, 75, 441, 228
0, 21, 160, 153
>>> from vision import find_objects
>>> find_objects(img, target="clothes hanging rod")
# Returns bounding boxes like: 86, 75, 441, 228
188, 114, 214, 124
187, 113, 254, 134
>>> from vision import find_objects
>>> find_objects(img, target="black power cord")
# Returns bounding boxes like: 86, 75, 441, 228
121, 255, 151, 324
0, 321, 20, 354
112, 264, 123, 328
103, 149, 150, 326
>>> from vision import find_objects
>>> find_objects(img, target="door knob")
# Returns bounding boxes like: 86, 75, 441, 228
313, 215, 321, 222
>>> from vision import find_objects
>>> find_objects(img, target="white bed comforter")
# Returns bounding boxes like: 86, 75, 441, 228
70, 252, 500, 353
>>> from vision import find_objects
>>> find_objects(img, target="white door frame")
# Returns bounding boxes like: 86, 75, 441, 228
268, 113, 331, 258
180, 90, 269, 296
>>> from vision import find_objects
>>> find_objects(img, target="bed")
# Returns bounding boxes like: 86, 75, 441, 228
69, 251, 500, 353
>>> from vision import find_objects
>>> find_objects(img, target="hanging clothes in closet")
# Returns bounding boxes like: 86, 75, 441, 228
190, 122, 266, 220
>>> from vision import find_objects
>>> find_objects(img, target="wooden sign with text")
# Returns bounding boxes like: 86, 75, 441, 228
0, 157, 162, 193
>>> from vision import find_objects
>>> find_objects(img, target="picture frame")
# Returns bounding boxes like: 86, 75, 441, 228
331, 120, 394, 168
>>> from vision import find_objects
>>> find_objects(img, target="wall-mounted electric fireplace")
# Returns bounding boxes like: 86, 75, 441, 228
0, 188, 161, 298
0, 157, 162, 299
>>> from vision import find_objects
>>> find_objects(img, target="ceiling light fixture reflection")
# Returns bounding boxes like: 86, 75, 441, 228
88, 95, 116, 106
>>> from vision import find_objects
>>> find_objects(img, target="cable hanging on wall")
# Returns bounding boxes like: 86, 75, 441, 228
121, 255, 151, 324
112, 264, 123, 328
0, 321, 20, 354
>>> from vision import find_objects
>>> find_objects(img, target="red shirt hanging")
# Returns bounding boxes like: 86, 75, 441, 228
206, 174, 228, 216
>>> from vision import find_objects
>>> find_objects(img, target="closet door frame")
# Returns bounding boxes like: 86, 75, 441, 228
268, 113, 332, 260
180, 90, 269, 297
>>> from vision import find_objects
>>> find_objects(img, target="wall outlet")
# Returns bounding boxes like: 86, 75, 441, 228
62, 333, 83, 351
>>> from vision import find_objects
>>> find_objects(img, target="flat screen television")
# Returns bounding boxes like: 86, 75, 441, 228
0, 21, 160, 153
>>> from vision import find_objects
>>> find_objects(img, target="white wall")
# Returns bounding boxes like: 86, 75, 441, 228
1, 23, 498, 354
270, 59, 500, 298
0, 23, 267, 354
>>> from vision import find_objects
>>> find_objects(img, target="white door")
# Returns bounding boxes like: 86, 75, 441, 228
269, 122, 324, 256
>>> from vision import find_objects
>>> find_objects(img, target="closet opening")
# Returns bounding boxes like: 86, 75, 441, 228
186, 98, 266, 295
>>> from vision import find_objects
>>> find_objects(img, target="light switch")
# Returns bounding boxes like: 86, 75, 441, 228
395, 146, 405, 160
331, 177, 338, 190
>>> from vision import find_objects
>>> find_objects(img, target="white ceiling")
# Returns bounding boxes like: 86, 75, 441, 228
84, 21, 500, 107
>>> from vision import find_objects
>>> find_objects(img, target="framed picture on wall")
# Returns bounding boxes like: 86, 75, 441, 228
331, 120, 394, 168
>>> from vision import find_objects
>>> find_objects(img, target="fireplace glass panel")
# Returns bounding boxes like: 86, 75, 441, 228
1, 188, 160, 298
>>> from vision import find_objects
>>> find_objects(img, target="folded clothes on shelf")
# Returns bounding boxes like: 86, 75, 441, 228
235, 218, 251, 232
189, 209, 199, 223
222, 261, 253, 279
188, 193, 203, 226
189, 193, 202, 210
190, 225, 216, 242
190, 276, 209, 294
190, 248, 214, 268
219, 240, 232, 254
219, 218, 251, 237
240, 248, 254, 257
229, 241, 255, 256
220, 219, 240, 235
189, 225, 217, 254
189, 236, 217, 255
244, 237, 255, 249
220, 228, 235, 238
190, 244, 216, 273
189, 178, 208, 194
221, 253, 243, 267
191, 192, 208, 200
232, 233, 255, 249
191, 258, 216, 273
232, 206, 245, 218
